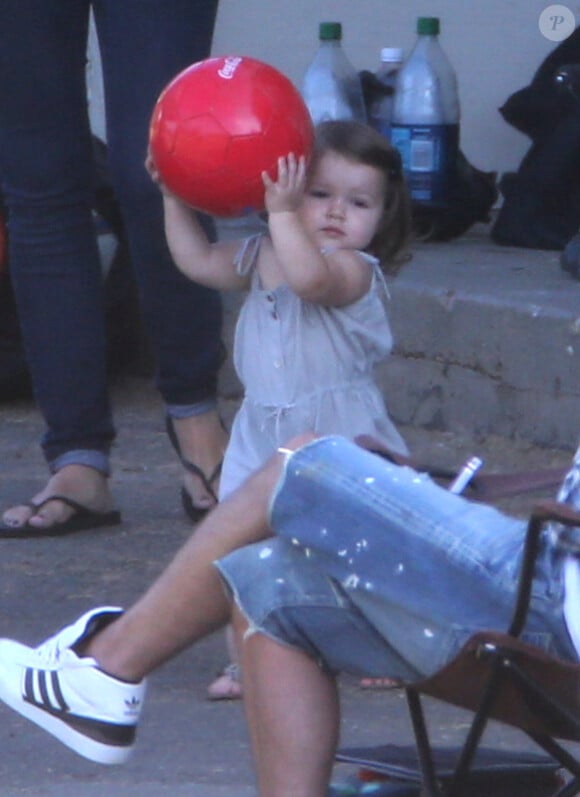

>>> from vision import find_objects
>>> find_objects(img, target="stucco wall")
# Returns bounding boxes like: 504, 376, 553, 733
87, 3, 579, 184
211, 1, 580, 179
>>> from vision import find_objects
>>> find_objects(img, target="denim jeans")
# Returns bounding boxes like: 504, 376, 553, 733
0, 0, 223, 468
217, 437, 577, 682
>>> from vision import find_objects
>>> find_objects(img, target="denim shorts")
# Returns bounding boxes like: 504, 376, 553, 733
216, 436, 578, 682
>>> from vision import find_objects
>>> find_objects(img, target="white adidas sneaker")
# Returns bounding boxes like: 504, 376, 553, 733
0, 606, 146, 765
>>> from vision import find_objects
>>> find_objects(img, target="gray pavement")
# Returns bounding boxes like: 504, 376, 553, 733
0, 374, 574, 797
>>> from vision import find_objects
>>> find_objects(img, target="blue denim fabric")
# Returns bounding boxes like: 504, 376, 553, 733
217, 436, 577, 681
167, 398, 218, 420
217, 536, 428, 681
51, 449, 110, 478
0, 0, 223, 466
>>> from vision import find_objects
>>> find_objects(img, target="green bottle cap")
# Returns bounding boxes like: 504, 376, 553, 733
319, 22, 342, 41
417, 17, 440, 36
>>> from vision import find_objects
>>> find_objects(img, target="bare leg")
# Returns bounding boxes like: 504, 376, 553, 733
85, 433, 315, 682
234, 608, 339, 797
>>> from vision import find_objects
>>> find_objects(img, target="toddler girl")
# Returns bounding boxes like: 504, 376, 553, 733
151, 119, 412, 698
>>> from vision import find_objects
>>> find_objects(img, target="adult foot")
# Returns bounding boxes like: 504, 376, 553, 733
168, 410, 228, 519
1, 464, 115, 532
0, 606, 144, 763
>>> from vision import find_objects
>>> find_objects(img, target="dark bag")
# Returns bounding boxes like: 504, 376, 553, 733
410, 150, 498, 242
0, 136, 143, 402
360, 70, 498, 242
491, 27, 580, 250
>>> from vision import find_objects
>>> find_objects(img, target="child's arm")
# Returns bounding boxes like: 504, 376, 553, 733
147, 154, 247, 291
263, 155, 372, 307
161, 194, 245, 290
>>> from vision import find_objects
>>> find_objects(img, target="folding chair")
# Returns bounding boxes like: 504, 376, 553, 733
337, 449, 580, 797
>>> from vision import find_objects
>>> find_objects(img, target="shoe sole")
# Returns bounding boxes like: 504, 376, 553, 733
0, 676, 134, 765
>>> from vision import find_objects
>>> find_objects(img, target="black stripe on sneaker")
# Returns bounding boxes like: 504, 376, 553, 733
50, 670, 69, 712
24, 668, 68, 713
37, 670, 52, 709
22, 667, 136, 747
24, 667, 34, 704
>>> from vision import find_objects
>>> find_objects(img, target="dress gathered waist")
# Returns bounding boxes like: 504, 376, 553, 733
243, 376, 377, 409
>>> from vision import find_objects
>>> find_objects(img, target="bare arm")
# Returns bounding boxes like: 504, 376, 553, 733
161, 195, 245, 290
147, 154, 248, 291
263, 155, 372, 306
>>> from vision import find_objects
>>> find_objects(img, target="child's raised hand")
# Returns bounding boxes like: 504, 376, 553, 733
145, 149, 175, 198
145, 149, 161, 183
262, 153, 306, 213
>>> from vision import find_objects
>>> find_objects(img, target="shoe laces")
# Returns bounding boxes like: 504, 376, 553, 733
33, 631, 92, 670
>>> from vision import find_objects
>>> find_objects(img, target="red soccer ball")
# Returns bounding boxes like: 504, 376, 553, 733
149, 55, 315, 217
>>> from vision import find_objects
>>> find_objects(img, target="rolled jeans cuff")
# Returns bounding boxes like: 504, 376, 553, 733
50, 450, 110, 477
166, 398, 218, 419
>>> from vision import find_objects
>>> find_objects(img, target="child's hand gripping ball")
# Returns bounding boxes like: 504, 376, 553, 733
149, 55, 314, 217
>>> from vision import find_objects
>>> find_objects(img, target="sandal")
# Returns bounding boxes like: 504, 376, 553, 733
165, 415, 223, 523
0, 495, 121, 538
207, 663, 243, 701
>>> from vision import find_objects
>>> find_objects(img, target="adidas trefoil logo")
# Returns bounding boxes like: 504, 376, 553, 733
124, 695, 141, 714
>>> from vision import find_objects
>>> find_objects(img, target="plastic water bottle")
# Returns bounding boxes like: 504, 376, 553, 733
391, 17, 460, 206
369, 47, 404, 140
301, 22, 367, 125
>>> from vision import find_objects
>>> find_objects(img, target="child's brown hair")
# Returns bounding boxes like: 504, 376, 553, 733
310, 120, 412, 274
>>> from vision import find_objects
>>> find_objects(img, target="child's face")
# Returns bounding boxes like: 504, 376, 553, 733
298, 151, 385, 252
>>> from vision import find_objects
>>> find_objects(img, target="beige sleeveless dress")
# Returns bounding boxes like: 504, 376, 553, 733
219, 234, 408, 498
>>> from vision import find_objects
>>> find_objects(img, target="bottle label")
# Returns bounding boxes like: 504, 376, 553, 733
390, 123, 459, 205
377, 121, 392, 141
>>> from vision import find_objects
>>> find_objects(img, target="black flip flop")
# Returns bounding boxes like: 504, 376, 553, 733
165, 416, 223, 523
0, 495, 122, 538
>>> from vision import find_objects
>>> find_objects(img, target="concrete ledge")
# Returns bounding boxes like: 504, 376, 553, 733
379, 225, 580, 449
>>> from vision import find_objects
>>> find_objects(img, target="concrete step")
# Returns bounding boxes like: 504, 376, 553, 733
217, 220, 580, 451
380, 224, 580, 449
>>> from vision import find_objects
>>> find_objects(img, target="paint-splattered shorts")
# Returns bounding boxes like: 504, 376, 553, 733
216, 437, 577, 682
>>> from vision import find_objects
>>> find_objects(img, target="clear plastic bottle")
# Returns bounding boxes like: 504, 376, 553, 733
369, 47, 404, 140
301, 21, 367, 125
391, 17, 460, 206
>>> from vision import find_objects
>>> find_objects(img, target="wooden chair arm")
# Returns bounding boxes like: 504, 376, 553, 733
529, 499, 580, 556
355, 434, 568, 501
530, 498, 580, 526
509, 499, 580, 636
